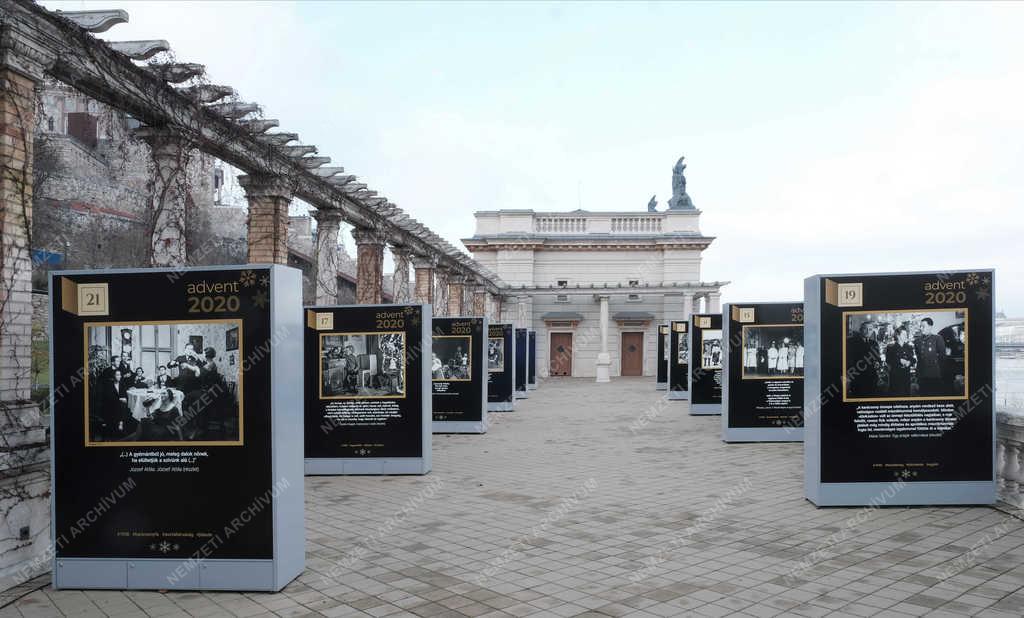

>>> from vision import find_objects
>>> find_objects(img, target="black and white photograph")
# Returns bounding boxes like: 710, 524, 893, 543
844, 309, 968, 401
741, 325, 804, 379
432, 335, 472, 381
320, 332, 406, 399
85, 320, 242, 445
677, 330, 689, 364
488, 337, 505, 372
701, 329, 723, 370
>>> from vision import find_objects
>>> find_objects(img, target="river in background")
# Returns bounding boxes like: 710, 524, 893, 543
997, 355, 1024, 410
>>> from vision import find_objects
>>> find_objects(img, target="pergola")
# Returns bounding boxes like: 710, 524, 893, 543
0, 2, 508, 546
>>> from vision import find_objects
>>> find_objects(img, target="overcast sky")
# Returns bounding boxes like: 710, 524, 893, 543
46, 1, 1024, 314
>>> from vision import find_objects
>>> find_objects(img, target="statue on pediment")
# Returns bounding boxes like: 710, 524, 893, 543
668, 156, 694, 210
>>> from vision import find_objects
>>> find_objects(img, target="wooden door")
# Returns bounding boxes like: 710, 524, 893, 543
550, 333, 573, 376
621, 332, 644, 376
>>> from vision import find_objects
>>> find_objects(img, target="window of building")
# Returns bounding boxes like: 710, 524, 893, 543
555, 294, 569, 303
139, 324, 174, 379
628, 280, 639, 287
557, 280, 568, 288
66, 112, 98, 149
627, 293, 642, 302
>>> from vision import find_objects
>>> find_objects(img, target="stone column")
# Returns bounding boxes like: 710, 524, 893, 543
0, 54, 50, 583
487, 293, 500, 322
351, 227, 386, 304
500, 295, 517, 324
707, 291, 722, 314
471, 286, 487, 317
520, 295, 533, 328
135, 127, 190, 267
391, 245, 412, 303
447, 274, 465, 317
312, 209, 344, 305
239, 174, 293, 264
596, 295, 611, 383
412, 255, 436, 306
683, 292, 695, 322
434, 266, 450, 317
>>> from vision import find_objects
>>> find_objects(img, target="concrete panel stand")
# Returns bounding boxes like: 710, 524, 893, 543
304, 303, 431, 475
722, 302, 804, 442
804, 270, 995, 506
50, 265, 304, 591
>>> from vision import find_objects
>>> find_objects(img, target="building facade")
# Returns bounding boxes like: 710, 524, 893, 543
464, 207, 727, 379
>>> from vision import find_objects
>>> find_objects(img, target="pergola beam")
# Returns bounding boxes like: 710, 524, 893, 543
4, 0, 503, 293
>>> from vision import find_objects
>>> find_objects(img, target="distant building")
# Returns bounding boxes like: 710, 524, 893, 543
464, 204, 726, 378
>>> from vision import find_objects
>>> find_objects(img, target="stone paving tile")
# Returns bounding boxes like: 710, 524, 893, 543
5, 378, 1024, 618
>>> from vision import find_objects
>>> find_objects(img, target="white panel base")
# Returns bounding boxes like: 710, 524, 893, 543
488, 402, 514, 412
655, 382, 667, 391
808, 481, 995, 507
667, 391, 689, 400
54, 558, 290, 592
432, 421, 486, 434
689, 404, 720, 415
304, 458, 430, 475
722, 427, 803, 443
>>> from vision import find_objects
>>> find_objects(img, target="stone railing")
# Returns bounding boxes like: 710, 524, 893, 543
610, 216, 663, 234
998, 407, 1024, 508
535, 217, 587, 234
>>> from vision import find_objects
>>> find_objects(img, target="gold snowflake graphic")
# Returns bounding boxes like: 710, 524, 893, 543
252, 290, 269, 308
966, 273, 980, 286
239, 270, 257, 287
259, 274, 270, 288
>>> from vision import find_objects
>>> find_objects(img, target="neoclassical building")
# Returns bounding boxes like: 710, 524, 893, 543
464, 167, 727, 379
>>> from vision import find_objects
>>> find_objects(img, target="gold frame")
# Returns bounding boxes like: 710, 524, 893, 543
675, 329, 689, 366
841, 307, 969, 402
319, 331, 407, 400
700, 328, 723, 370
487, 337, 505, 373
740, 324, 805, 380
83, 318, 244, 447
431, 335, 473, 382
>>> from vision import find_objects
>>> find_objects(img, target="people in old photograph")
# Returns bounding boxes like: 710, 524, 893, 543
701, 329, 723, 370
742, 325, 804, 379
844, 310, 967, 399
433, 336, 471, 381
677, 332, 689, 365
321, 332, 405, 398
488, 337, 505, 372
86, 321, 241, 444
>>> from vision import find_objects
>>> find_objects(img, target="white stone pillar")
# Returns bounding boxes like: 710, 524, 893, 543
136, 127, 190, 267
683, 292, 695, 322
312, 209, 343, 305
434, 266, 450, 317
596, 294, 611, 383
516, 294, 530, 329
708, 291, 722, 314
391, 245, 412, 303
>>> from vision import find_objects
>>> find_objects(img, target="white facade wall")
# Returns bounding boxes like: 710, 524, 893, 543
465, 209, 719, 379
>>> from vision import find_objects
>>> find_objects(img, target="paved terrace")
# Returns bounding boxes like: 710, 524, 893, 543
4, 378, 1024, 618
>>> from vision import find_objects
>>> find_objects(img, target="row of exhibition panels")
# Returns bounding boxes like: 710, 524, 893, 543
46, 265, 539, 592
653, 269, 996, 512
45, 265, 996, 592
